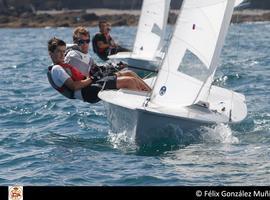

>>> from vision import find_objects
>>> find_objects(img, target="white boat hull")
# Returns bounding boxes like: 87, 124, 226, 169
103, 101, 213, 146
99, 84, 247, 146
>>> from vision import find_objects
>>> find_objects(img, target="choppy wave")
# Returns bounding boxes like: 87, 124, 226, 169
0, 23, 269, 185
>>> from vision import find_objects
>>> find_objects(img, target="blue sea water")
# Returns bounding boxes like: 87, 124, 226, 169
0, 22, 269, 186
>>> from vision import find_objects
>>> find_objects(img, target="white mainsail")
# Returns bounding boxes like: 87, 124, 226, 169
150, 0, 243, 107
133, 0, 171, 59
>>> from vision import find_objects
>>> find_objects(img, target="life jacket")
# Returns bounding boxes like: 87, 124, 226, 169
65, 44, 94, 76
47, 63, 86, 99
65, 44, 91, 64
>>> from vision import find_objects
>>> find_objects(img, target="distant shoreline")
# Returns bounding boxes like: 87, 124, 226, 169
36, 8, 270, 16
0, 9, 269, 28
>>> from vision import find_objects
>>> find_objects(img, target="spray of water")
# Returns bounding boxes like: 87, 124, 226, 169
200, 123, 239, 144
106, 123, 240, 154
107, 130, 137, 151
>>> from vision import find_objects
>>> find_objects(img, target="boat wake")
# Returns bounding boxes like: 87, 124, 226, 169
200, 123, 239, 144
107, 123, 239, 155
107, 130, 136, 151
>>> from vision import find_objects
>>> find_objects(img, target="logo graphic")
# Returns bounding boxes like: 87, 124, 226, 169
159, 86, 167, 96
9, 186, 23, 200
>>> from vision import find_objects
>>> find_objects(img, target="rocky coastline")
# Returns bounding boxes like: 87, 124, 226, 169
0, 9, 269, 28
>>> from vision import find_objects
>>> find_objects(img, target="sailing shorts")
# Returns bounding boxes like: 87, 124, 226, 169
81, 75, 117, 104
81, 84, 102, 103
96, 75, 117, 90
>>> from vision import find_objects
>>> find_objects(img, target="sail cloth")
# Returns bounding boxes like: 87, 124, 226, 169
132, 0, 171, 59
150, 0, 243, 107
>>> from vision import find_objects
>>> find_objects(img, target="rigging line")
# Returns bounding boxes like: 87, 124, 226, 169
149, 32, 171, 98
142, 1, 175, 106
141, 31, 171, 108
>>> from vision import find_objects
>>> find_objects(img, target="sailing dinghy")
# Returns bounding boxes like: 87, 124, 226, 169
108, 0, 171, 71
99, 0, 247, 146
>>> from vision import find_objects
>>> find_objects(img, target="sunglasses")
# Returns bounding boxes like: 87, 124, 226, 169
77, 39, 90, 45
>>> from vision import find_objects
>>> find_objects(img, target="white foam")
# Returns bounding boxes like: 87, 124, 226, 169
107, 130, 136, 150
201, 123, 239, 144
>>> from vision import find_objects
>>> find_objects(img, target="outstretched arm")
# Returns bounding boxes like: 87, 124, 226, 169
64, 77, 92, 91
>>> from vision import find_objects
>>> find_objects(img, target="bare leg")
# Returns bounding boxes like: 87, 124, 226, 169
116, 70, 151, 91
116, 70, 139, 78
116, 76, 151, 92
135, 77, 151, 91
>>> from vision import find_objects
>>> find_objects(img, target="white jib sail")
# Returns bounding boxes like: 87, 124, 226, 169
150, 0, 241, 107
132, 0, 171, 59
